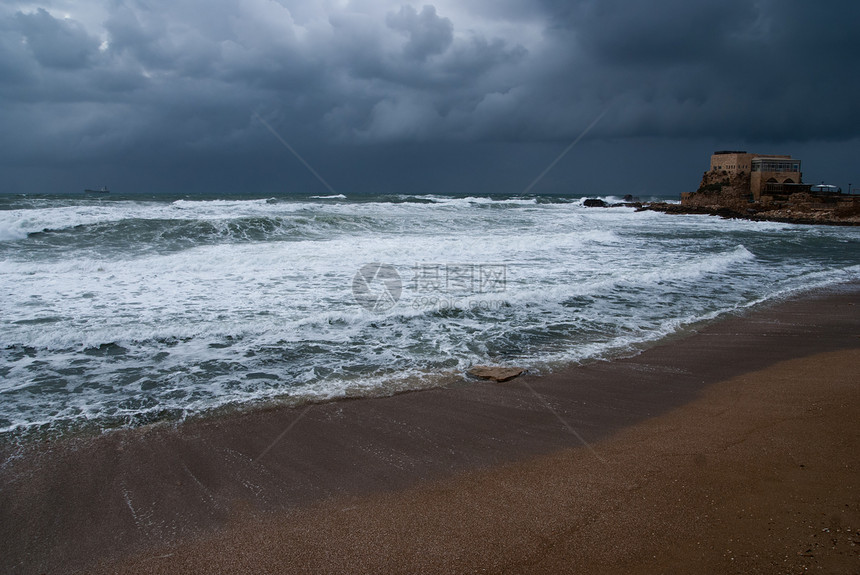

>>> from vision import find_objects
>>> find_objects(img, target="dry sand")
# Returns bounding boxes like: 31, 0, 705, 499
1, 285, 858, 574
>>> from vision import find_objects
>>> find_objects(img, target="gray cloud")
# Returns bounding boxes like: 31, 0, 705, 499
0, 0, 858, 195
15, 7, 100, 69
386, 5, 453, 61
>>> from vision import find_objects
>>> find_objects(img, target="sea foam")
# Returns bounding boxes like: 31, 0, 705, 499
1, 193, 858, 435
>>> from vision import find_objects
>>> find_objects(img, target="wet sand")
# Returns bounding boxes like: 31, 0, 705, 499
1, 285, 859, 573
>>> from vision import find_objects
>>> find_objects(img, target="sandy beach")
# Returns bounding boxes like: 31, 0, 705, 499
1, 285, 859, 574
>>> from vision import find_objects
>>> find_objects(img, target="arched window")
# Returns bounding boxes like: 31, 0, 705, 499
783, 178, 795, 184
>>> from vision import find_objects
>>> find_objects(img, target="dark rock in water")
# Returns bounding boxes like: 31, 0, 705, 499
583, 198, 608, 208
467, 366, 525, 382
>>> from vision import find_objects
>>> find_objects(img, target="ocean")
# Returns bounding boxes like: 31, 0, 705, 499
1, 192, 858, 437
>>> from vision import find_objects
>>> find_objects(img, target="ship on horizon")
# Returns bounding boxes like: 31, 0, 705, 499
84, 186, 110, 193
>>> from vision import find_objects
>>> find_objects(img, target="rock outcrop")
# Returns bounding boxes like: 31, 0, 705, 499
583, 198, 608, 208
638, 201, 860, 226
467, 366, 525, 383
682, 169, 752, 212
581, 165, 860, 225
658, 167, 860, 225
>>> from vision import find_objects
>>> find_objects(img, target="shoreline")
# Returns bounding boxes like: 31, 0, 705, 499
96, 348, 860, 575
2, 280, 850, 445
1, 282, 859, 573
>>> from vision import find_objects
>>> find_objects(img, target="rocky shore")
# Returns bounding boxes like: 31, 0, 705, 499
581, 190, 860, 225
635, 201, 860, 226
583, 157, 860, 225
660, 162, 860, 225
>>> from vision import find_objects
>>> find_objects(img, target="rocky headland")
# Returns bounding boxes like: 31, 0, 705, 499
585, 169, 860, 226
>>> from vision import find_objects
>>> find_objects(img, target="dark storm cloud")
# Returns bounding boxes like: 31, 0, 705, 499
572, 0, 758, 65
539, 0, 860, 141
15, 7, 100, 69
0, 0, 857, 194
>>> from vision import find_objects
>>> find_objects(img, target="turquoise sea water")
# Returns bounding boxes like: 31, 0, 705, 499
1, 192, 859, 435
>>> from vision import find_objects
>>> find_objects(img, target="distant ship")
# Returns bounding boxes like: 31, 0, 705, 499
84, 186, 110, 193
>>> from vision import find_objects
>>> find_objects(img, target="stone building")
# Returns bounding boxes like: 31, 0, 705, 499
677, 150, 858, 221
708, 150, 802, 201
750, 156, 802, 200
709, 150, 755, 174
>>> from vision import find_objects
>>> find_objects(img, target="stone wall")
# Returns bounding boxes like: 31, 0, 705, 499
709, 152, 755, 175
751, 170, 803, 200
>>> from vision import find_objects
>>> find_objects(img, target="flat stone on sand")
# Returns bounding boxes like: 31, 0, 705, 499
467, 366, 524, 382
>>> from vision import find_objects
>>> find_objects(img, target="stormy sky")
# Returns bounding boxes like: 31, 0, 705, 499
1, 0, 858, 196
